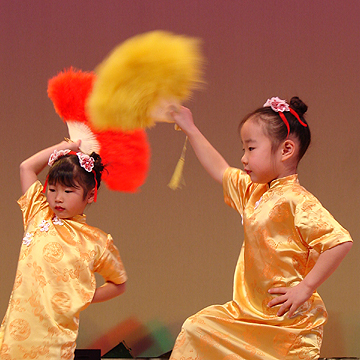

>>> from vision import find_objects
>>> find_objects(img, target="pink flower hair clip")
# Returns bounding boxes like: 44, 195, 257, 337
48, 149, 71, 166
76, 152, 95, 172
263, 97, 290, 113
263, 97, 307, 137
44, 149, 98, 201
48, 149, 94, 172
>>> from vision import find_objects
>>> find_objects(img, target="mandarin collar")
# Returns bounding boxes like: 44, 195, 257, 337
268, 174, 299, 189
68, 214, 87, 223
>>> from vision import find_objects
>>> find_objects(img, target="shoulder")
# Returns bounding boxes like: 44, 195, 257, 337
18, 180, 50, 225
287, 182, 336, 222
223, 167, 257, 192
18, 180, 45, 204
78, 222, 110, 245
282, 180, 321, 206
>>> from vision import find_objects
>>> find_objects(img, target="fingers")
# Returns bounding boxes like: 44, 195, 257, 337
169, 106, 194, 134
267, 287, 287, 307
268, 287, 287, 294
287, 304, 297, 318
276, 302, 291, 317
64, 138, 81, 150
267, 296, 284, 308
268, 296, 300, 318
267, 288, 295, 317
268, 297, 292, 317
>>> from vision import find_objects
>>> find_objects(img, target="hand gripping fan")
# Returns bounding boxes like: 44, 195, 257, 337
86, 31, 205, 189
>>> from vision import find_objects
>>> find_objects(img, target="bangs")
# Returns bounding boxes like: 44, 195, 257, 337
47, 160, 81, 189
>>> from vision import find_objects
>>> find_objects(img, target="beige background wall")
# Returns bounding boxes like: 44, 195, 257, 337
1, 1, 359, 357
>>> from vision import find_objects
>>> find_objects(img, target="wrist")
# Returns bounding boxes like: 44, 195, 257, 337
59, 139, 79, 152
184, 123, 201, 138
300, 277, 317, 294
58, 140, 70, 150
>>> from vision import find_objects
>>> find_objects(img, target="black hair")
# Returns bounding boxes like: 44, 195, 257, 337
239, 96, 311, 161
47, 152, 104, 199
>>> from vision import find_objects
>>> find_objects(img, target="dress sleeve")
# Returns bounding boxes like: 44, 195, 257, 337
94, 234, 128, 285
17, 180, 48, 229
223, 167, 255, 216
294, 193, 353, 254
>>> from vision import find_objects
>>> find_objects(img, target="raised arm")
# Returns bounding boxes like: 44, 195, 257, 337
170, 107, 229, 184
20, 140, 81, 194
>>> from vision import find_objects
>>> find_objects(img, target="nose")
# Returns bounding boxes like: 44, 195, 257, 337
55, 192, 63, 203
241, 153, 248, 166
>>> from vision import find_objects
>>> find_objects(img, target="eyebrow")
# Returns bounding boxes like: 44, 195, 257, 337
242, 138, 257, 145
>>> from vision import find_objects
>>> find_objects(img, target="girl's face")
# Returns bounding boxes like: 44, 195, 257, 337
47, 181, 94, 219
240, 118, 283, 184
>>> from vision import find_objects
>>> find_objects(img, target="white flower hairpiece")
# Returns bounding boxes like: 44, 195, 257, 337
263, 96, 308, 137
45, 149, 98, 202
48, 149, 95, 172
263, 97, 290, 112
76, 152, 95, 172
48, 149, 71, 166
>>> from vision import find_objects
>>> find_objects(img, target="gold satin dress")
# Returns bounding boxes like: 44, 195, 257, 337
0, 181, 127, 360
170, 168, 352, 360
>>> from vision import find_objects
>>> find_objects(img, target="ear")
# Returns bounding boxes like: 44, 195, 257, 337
280, 139, 296, 161
86, 188, 96, 204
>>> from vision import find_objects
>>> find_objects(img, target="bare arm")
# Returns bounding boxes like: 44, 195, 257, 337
91, 281, 126, 303
268, 241, 352, 317
20, 140, 80, 194
170, 107, 229, 184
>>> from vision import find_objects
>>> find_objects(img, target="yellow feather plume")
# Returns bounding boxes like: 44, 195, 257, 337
87, 30, 204, 131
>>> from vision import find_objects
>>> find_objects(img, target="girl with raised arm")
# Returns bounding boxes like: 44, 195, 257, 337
0, 140, 127, 359
169, 97, 352, 360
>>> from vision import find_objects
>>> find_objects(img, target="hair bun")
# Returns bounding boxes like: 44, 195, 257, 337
89, 152, 105, 185
290, 96, 308, 116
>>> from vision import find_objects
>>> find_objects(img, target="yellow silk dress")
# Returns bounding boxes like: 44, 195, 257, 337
170, 168, 352, 360
0, 181, 127, 360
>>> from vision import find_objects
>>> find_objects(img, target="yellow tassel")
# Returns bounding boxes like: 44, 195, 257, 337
168, 136, 188, 190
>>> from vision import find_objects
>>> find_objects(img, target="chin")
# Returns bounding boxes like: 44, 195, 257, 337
55, 213, 67, 219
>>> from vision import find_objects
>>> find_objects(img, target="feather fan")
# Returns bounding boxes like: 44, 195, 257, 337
48, 68, 150, 192
87, 30, 205, 131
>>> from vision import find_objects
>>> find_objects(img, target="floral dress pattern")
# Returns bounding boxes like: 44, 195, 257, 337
0, 181, 127, 360
170, 168, 352, 360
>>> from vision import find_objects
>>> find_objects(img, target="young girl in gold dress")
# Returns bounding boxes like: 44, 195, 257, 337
0, 140, 127, 359
169, 97, 352, 359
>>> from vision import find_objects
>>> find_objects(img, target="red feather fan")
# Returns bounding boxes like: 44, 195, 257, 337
48, 68, 150, 193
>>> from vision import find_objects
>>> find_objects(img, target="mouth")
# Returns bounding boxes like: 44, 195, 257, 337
244, 169, 252, 175
55, 206, 65, 211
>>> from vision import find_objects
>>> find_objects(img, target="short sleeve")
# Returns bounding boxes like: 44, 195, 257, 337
17, 180, 48, 229
223, 167, 256, 215
294, 194, 353, 253
93, 234, 127, 285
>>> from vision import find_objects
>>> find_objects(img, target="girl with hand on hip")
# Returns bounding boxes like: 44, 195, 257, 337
169, 97, 352, 360
0, 140, 127, 360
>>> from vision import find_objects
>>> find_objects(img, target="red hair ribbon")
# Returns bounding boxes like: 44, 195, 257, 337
263, 97, 307, 138
279, 108, 308, 138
